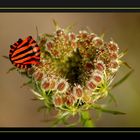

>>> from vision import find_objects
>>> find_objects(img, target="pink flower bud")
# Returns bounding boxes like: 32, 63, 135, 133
108, 41, 119, 52
92, 37, 103, 46
65, 95, 75, 106
57, 82, 65, 91
54, 95, 63, 107
87, 81, 96, 90
42, 81, 50, 90
33, 71, 43, 81
96, 62, 105, 71
94, 75, 102, 82
73, 85, 83, 98
110, 53, 118, 60
109, 61, 119, 69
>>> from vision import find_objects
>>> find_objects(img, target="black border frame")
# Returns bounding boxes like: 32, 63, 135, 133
1, 2, 140, 133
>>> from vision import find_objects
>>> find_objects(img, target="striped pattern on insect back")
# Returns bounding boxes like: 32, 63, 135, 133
9, 36, 40, 69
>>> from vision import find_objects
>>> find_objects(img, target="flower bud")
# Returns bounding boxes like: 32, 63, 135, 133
41, 79, 50, 91
53, 95, 63, 107
73, 85, 83, 98
87, 80, 96, 90
56, 79, 69, 93
108, 41, 119, 52
33, 71, 43, 81
96, 61, 105, 71
92, 37, 103, 46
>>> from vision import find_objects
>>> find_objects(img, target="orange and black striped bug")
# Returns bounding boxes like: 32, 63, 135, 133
9, 36, 40, 69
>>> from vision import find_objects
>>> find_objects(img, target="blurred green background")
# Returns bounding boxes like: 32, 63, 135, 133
0, 13, 140, 127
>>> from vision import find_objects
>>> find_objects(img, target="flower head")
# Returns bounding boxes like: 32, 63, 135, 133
9, 22, 128, 127
31, 25, 124, 110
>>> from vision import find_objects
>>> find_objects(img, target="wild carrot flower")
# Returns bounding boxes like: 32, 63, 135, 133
7, 21, 132, 127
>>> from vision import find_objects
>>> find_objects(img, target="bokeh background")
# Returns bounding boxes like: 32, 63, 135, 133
0, 13, 140, 127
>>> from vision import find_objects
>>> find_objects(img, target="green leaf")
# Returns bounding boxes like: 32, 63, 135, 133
31, 89, 44, 100
108, 92, 118, 106
52, 118, 62, 127
119, 49, 128, 58
92, 104, 126, 115
111, 69, 134, 89
31, 98, 39, 101
19, 71, 32, 78
122, 61, 132, 69
52, 111, 70, 127
86, 26, 92, 33
44, 33, 54, 38
20, 80, 32, 88
3, 55, 9, 59
100, 33, 105, 39
52, 19, 59, 29
37, 105, 47, 112
18, 71, 27, 76
58, 111, 70, 120
65, 23, 76, 33
35, 25, 40, 42
6, 67, 16, 73
65, 119, 80, 127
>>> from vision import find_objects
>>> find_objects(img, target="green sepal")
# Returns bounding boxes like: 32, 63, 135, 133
6, 67, 16, 73
91, 104, 125, 115
111, 69, 133, 89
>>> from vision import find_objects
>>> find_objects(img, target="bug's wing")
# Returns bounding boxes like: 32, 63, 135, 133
9, 36, 40, 69
9, 38, 23, 58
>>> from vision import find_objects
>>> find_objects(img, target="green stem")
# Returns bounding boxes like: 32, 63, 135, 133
80, 110, 95, 127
